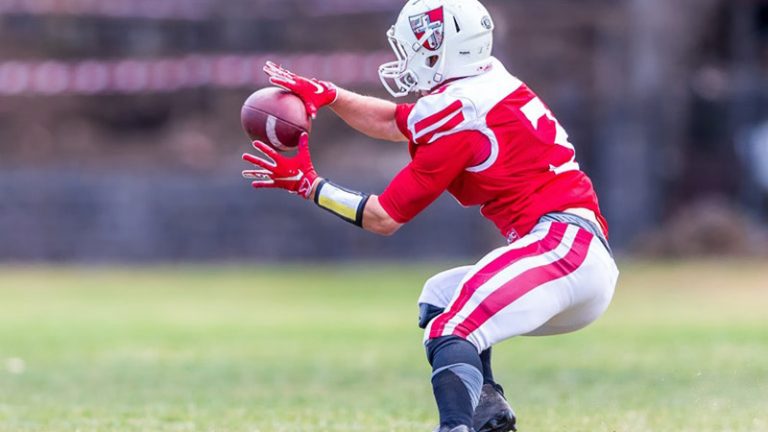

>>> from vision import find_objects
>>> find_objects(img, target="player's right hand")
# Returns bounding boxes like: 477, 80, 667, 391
242, 133, 319, 199
263, 61, 338, 119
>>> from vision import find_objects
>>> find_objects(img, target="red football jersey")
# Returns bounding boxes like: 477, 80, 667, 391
378, 58, 608, 242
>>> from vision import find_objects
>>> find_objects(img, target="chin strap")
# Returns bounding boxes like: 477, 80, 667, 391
313, 180, 370, 227
432, 45, 448, 85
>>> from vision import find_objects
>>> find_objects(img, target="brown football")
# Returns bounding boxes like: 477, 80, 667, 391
240, 87, 311, 151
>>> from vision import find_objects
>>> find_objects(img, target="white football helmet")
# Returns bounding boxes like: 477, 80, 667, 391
379, 0, 495, 97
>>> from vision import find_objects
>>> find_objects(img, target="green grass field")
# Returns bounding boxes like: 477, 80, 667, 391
0, 261, 767, 432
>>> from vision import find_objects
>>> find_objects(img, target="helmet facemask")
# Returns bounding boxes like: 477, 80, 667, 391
379, 25, 447, 98
379, 27, 419, 98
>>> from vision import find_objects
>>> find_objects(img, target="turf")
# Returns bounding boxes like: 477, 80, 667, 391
0, 261, 766, 432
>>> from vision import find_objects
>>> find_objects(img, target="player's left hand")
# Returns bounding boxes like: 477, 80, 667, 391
263, 61, 338, 119
242, 133, 319, 199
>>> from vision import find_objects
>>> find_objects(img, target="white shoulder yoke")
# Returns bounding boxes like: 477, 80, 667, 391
405, 58, 522, 146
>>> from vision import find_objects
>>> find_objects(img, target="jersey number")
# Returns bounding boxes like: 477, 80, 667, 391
520, 97, 580, 175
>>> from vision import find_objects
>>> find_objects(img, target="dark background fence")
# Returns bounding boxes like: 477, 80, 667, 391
1, 0, 767, 261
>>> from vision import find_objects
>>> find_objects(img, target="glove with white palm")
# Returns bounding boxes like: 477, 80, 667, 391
242, 133, 318, 199
242, 132, 370, 228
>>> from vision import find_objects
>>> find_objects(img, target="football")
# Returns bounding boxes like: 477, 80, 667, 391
240, 87, 311, 151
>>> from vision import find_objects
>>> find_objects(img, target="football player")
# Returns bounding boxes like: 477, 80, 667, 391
243, 1, 619, 431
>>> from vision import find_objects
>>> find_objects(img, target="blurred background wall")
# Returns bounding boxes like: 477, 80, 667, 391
1, 0, 767, 262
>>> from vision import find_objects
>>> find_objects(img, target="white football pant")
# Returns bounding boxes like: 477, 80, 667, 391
420, 221, 619, 352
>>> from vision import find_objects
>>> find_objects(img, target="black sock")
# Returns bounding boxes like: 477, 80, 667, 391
431, 367, 474, 428
480, 347, 495, 386
427, 336, 483, 429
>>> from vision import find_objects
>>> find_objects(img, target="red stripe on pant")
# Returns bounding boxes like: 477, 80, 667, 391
428, 223, 569, 340
452, 229, 594, 339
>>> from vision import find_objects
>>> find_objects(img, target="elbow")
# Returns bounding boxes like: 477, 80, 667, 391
363, 196, 404, 236
382, 120, 409, 143
381, 130, 408, 143
380, 223, 401, 237
371, 218, 401, 236
366, 215, 402, 236
371, 129, 408, 143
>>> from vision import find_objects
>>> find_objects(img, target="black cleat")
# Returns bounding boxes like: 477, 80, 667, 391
433, 426, 474, 432
472, 383, 517, 432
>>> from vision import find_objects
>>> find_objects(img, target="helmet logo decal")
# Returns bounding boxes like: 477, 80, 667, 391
409, 6, 445, 51
481, 16, 493, 30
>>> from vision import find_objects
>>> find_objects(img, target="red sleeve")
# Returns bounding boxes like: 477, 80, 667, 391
395, 103, 415, 141
378, 131, 488, 223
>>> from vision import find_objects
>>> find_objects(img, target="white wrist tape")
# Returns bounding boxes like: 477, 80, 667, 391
314, 180, 370, 227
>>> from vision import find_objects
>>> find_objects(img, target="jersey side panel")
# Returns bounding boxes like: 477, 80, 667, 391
390, 58, 609, 240
440, 70, 608, 239
466, 84, 608, 239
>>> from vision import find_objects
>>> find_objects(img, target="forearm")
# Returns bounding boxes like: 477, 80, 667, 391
309, 178, 402, 236
330, 88, 407, 143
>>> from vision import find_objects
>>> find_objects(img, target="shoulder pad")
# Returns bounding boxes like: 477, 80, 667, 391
405, 91, 477, 145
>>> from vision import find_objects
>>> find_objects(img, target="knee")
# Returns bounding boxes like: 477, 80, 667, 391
417, 272, 451, 330
419, 276, 450, 309
418, 303, 444, 329
418, 267, 470, 311
417, 270, 464, 329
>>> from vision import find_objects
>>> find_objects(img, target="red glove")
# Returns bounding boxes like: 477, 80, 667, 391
242, 133, 319, 199
263, 61, 338, 119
